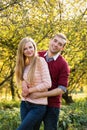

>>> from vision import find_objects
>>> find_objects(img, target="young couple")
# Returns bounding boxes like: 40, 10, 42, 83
15, 33, 70, 130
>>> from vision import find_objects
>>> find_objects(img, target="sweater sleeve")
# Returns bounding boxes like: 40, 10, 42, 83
58, 61, 70, 87
36, 57, 52, 91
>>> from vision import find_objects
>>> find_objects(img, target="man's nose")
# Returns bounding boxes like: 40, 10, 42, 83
54, 42, 58, 47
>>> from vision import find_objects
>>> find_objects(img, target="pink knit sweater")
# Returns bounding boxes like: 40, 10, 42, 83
22, 57, 51, 105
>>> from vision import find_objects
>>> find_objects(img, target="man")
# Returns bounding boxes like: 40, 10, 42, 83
30, 33, 70, 130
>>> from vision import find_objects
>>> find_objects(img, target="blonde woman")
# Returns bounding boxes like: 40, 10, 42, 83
15, 37, 51, 130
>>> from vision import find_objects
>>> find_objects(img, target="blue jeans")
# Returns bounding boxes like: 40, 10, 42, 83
43, 106, 60, 130
16, 101, 47, 130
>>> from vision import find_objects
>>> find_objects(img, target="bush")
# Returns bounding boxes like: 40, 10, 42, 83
0, 108, 20, 130
0, 100, 20, 109
58, 98, 87, 130
0, 98, 87, 130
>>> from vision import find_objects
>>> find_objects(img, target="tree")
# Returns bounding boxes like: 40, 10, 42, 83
0, 0, 87, 102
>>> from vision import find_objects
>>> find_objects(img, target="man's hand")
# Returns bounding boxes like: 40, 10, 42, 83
29, 92, 43, 99
22, 80, 29, 97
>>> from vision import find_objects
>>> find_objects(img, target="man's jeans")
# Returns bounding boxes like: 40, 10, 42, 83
43, 106, 60, 130
16, 101, 46, 130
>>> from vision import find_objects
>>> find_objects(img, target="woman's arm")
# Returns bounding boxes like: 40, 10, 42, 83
21, 80, 29, 97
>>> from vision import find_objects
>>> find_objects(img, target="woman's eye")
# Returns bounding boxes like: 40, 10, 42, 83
29, 46, 33, 49
24, 48, 27, 50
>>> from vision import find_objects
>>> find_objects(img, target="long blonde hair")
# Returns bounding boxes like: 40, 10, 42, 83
15, 37, 38, 85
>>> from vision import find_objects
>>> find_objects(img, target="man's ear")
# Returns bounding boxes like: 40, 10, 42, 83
61, 47, 64, 51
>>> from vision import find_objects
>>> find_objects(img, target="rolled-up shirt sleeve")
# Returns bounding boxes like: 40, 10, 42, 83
58, 85, 67, 92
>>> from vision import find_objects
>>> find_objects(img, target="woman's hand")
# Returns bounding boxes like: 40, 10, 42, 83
22, 80, 29, 97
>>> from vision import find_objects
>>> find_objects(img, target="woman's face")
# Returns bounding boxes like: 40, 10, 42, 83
23, 42, 35, 58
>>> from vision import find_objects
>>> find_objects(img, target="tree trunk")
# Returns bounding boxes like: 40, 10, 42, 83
10, 70, 15, 100
62, 90, 74, 104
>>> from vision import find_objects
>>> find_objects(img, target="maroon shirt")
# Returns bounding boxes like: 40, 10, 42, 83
39, 51, 70, 108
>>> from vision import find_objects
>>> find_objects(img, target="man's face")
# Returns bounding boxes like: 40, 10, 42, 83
49, 36, 65, 55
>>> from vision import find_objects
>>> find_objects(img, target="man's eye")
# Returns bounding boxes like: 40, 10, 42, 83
54, 39, 57, 42
58, 42, 63, 46
58, 43, 62, 46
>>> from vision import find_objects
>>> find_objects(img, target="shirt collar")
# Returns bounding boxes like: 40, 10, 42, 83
44, 51, 60, 61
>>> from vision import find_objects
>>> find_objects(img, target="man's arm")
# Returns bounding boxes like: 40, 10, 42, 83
44, 88, 64, 97
29, 88, 64, 99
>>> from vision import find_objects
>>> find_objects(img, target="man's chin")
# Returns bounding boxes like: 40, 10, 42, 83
51, 51, 59, 54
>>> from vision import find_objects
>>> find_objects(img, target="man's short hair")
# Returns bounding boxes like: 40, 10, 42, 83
53, 33, 67, 45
